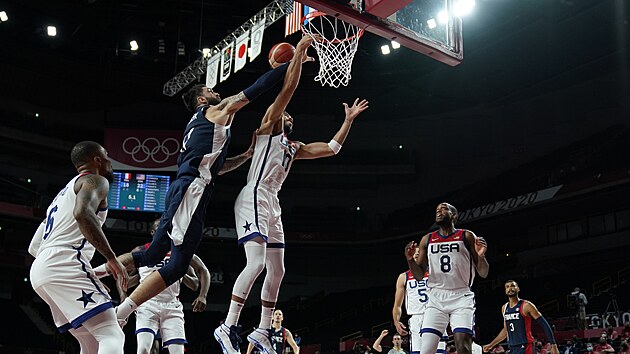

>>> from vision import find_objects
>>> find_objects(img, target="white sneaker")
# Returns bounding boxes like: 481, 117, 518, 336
214, 324, 242, 354
247, 328, 277, 354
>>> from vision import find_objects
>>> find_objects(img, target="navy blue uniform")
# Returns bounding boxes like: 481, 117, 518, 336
270, 327, 286, 354
133, 106, 231, 285
503, 300, 534, 354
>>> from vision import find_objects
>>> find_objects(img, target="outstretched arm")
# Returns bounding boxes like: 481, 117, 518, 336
465, 230, 489, 278
294, 98, 369, 160
218, 130, 256, 175
393, 273, 408, 336
189, 254, 211, 312
74, 174, 128, 290
524, 301, 559, 354
257, 36, 313, 135
405, 235, 429, 281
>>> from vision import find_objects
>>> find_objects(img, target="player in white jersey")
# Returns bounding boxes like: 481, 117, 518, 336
214, 39, 369, 354
394, 247, 428, 354
27, 141, 128, 354
405, 203, 489, 354
99, 219, 211, 354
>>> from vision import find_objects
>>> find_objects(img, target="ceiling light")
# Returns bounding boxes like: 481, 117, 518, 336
34, 113, 39, 117
202, 48, 211, 57
381, 45, 390, 55
391, 40, 400, 49
356, 206, 361, 211
47, 26, 57, 37
438, 11, 448, 24
130, 40, 139, 51
398, 145, 403, 149
427, 18, 437, 29
178, 42, 185, 56
0, 11, 8, 22
454, 0, 475, 17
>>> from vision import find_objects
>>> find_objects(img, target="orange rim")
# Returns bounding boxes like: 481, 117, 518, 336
300, 11, 364, 44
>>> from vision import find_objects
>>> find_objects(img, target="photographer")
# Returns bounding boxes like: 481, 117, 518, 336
571, 288, 588, 329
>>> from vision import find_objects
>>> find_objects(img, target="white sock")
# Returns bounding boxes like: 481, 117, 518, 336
258, 305, 274, 329
225, 300, 244, 327
116, 297, 137, 321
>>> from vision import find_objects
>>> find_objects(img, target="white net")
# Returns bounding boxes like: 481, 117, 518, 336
301, 12, 363, 88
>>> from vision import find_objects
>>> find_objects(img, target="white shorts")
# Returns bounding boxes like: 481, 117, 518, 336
409, 313, 424, 353
30, 248, 112, 332
235, 185, 285, 247
420, 288, 476, 337
135, 299, 187, 346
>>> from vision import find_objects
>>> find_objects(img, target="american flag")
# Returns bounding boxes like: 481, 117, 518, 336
285, 1, 303, 37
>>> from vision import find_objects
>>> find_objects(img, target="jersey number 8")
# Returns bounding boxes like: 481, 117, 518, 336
440, 255, 451, 272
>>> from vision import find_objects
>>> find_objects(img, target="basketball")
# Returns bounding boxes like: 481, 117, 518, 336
269, 42, 295, 67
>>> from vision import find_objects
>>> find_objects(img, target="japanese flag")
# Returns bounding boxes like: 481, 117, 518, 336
234, 30, 249, 72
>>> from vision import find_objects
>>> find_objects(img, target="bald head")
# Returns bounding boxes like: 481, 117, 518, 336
70, 141, 104, 168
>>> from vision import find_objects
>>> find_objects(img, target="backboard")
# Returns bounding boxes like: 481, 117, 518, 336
298, 0, 463, 66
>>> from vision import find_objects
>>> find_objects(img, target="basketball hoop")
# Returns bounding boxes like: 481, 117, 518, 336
301, 11, 364, 88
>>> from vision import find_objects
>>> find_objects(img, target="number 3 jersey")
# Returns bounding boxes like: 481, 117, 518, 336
405, 271, 429, 315
426, 229, 475, 291
28, 173, 108, 260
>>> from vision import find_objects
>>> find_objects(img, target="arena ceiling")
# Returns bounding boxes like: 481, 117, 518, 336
0, 0, 628, 223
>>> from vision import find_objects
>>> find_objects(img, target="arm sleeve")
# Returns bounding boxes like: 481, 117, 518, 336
535, 316, 556, 344
242, 62, 289, 101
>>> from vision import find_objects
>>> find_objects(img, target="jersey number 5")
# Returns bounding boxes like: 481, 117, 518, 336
43, 205, 59, 240
417, 288, 428, 302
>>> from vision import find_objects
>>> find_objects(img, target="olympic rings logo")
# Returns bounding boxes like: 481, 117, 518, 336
122, 137, 180, 164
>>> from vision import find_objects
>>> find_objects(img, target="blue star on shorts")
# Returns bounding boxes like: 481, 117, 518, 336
76, 290, 96, 308
243, 221, 252, 232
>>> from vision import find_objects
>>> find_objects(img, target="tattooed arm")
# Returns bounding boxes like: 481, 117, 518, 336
73, 174, 128, 288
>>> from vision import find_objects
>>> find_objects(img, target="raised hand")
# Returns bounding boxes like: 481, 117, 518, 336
295, 36, 315, 63
343, 98, 369, 122
475, 237, 488, 257
405, 241, 418, 261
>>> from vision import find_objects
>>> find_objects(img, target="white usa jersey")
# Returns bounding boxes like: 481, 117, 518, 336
246, 133, 300, 191
137, 244, 182, 302
405, 271, 429, 315
29, 173, 107, 260
426, 229, 475, 291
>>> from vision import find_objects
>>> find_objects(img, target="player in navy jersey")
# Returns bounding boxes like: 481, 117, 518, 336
214, 35, 368, 354
28, 141, 128, 353
109, 39, 309, 328
246, 310, 300, 354
405, 203, 489, 354
483, 280, 559, 354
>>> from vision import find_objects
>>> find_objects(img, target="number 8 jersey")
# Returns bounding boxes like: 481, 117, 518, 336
426, 229, 475, 291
